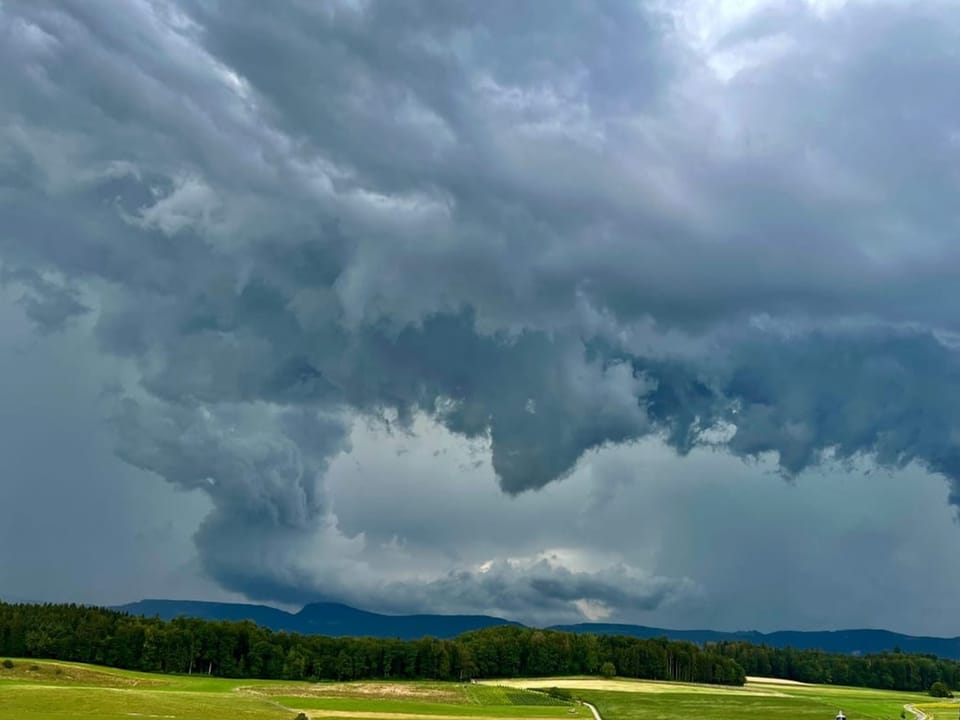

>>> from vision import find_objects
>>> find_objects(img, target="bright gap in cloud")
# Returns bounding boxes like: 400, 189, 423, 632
324, 412, 960, 633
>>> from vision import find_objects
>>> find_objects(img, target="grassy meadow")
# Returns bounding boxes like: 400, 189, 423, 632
2, 658, 958, 720
0, 658, 587, 720
487, 677, 956, 720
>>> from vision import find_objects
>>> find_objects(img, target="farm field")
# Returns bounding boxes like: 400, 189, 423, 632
0, 659, 587, 720
2, 659, 958, 720
484, 676, 957, 720
919, 703, 960, 720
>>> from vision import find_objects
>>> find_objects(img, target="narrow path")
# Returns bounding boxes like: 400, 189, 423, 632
905, 704, 927, 720
583, 702, 602, 720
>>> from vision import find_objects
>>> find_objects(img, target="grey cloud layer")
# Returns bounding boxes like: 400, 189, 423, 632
2, 0, 960, 616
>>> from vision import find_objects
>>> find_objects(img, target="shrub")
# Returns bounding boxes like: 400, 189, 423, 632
929, 681, 954, 698
600, 661, 617, 678
2, 659, 14, 669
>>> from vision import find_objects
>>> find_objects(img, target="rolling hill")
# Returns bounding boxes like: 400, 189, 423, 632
116, 599, 521, 640
551, 623, 960, 659
115, 599, 960, 658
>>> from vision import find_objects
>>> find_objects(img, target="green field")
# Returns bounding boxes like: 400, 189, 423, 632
2, 659, 957, 720
582, 685, 918, 720
488, 677, 954, 720
0, 659, 587, 720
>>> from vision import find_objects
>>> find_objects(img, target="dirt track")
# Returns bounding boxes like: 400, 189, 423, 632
583, 702, 602, 720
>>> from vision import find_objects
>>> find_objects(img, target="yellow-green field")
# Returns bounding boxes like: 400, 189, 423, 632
485, 676, 956, 720
1, 659, 957, 720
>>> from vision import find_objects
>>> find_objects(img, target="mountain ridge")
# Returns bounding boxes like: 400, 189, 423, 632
114, 599, 960, 659
115, 599, 523, 640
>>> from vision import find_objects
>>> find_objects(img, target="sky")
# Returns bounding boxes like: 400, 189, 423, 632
2, 0, 960, 636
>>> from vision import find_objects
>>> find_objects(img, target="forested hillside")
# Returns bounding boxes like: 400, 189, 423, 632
116, 600, 960, 658
2, 602, 959, 693
117, 599, 520, 639
0, 602, 742, 684
555, 623, 960, 660
714, 640, 960, 690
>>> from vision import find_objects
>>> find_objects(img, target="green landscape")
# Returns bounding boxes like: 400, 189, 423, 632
0, 659, 584, 720
8, 603, 960, 691
3, 604, 959, 720
3, 658, 957, 720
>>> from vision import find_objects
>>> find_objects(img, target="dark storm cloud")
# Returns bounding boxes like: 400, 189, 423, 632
378, 559, 691, 619
211, 548, 691, 619
3, 0, 960, 617
1, 267, 89, 332
722, 331, 960, 490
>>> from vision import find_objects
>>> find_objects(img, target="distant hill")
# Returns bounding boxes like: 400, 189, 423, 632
115, 599, 521, 640
117, 600, 296, 630
116, 599, 960, 658
551, 623, 960, 659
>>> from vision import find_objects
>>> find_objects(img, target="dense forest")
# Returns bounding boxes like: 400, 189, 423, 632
713, 640, 960, 691
1, 602, 957, 693
0, 602, 742, 684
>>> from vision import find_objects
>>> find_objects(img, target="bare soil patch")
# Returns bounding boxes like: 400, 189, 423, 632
252, 682, 462, 701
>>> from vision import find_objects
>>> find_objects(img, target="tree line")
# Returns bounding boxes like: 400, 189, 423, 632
1, 602, 957, 693
0, 602, 742, 684
712, 641, 960, 692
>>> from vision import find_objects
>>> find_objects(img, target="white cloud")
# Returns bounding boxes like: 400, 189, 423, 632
128, 174, 223, 237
